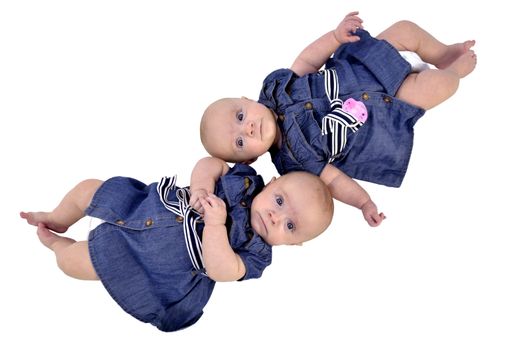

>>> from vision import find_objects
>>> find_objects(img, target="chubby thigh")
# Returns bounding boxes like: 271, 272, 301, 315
56, 240, 99, 280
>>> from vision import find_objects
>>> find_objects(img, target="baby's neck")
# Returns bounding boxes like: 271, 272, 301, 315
273, 129, 282, 148
271, 111, 282, 148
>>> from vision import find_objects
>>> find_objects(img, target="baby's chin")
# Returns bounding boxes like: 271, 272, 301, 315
250, 215, 261, 235
250, 212, 266, 239
263, 120, 277, 144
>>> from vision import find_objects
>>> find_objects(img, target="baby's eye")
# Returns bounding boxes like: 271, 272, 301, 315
286, 221, 295, 231
236, 111, 244, 121
236, 137, 244, 148
276, 196, 283, 206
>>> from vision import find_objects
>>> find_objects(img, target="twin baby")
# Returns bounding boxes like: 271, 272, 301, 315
21, 12, 476, 331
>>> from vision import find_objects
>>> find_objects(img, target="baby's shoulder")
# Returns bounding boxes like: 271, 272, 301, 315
261, 68, 295, 86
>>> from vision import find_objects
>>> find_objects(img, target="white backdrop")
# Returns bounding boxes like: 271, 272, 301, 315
1, 1, 524, 349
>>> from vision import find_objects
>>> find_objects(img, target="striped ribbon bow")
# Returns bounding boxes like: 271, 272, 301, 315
157, 176, 207, 276
320, 68, 364, 162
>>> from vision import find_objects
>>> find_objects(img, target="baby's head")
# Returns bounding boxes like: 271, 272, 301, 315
250, 171, 334, 246
201, 97, 278, 163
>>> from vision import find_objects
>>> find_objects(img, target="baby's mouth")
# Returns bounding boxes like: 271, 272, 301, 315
259, 212, 268, 236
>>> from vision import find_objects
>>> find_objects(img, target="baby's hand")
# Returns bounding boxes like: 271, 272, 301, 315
334, 11, 364, 44
361, 199, 386, 227
190, 188, 208, 213
199, 193, 227, 226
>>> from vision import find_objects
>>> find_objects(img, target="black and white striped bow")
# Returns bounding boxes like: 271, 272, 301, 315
157, 176, 207, 276
320, 68, 364, 162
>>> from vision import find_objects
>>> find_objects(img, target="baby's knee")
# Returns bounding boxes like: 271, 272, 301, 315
75, 179, 103, 208
76, 179, 103, 192
392, 20, 418, 32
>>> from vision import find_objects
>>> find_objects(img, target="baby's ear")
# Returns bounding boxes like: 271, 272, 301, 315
241, 157, 258, 165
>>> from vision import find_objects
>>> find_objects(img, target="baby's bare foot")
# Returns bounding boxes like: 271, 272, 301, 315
436, 40, 476, 69
37, 223, 76, 252
20, 211, 68, 233
446, 50, 477, 78
36, 224, 62, 249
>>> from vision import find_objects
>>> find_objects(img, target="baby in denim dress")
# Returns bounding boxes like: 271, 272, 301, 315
200, 11, 477, 227
20, 157, 333, 332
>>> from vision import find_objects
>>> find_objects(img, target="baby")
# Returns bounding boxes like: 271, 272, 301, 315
20, 157, 333, 332
200, 11, 477, 227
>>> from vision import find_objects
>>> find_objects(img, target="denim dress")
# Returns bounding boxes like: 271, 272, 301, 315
86, 164, 271, 332
259, 29, 426, 187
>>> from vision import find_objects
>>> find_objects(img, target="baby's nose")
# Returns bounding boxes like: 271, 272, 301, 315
244, 121, 255, 136
268, 210, 281, 225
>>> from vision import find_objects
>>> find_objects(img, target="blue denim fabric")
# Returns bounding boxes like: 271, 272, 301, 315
86, 164, 271, 332
259, 29, 425, 187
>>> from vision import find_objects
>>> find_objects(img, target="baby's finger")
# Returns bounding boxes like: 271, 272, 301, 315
349, 20, 363, 30
206, 194, 224, 206
367, 213, 382, 227
199, 197, 211, 210
344, 11, 359, 18
192, 202, 204, 213
353, 16, 363, 23
346, 16, 363, 25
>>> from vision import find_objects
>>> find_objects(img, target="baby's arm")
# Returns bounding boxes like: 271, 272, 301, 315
200, 193, 247, 282
190, 157, 230, 213
290, 11, 363, 77
320, 164, 385, 227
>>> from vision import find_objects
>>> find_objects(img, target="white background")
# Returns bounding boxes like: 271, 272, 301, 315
1, 1, 524, 349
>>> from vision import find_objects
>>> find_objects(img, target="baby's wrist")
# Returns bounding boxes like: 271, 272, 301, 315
332, 30, 342, 45
192, 187, 209, 195
204, 222, 226, 230
359, 198, 373, 210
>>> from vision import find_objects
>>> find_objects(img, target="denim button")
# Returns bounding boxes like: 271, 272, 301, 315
383, 96, 392, 103
362, 92, 369, 100
278, 114, 285, 121
175, 215, 184, 223
304, 102, 313, 110
145, 218, 153, 227
115, 219, 125, 225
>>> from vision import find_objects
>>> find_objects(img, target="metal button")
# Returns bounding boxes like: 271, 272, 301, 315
361, 92, 369, 101
304, 102, 313, 110
383, 96, 392, 103
240, 201, 247, 207
145, 218, 153, 227
175, 215, 184, 223
278, 114, 285, 121
115, 219, 125, 225
244, 177, 251, 189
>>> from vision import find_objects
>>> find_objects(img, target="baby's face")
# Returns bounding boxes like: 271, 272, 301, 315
250, 175, 329, 246
202, 98, 277, 163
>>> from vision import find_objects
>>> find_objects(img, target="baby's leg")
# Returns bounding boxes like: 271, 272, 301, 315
376, 20, 475, 69
37, 224, 98, 280
21, 179, 103, 233
396, 51, 477, 110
